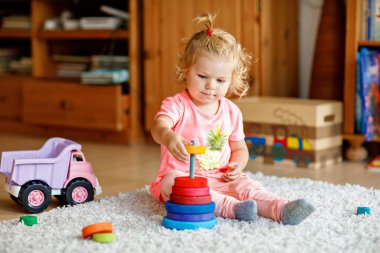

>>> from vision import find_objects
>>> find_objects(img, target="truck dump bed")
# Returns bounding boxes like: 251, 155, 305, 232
0, 137, 81, 188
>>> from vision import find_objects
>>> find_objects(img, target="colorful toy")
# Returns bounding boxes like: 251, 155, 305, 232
357, 206, 371, 215
19, 215, 37, 226
92, 233, 116, 243
171, 185, 210, 196
170, 194, 212, 205
165, 201, 215, 214
162, 216, 217, 230
162, 141, 217, 230
185, 142, 206, 179
0, 137, 102, 213
367, 155, 380, 172
167, 212, 214, 221
82, 222, 113, 238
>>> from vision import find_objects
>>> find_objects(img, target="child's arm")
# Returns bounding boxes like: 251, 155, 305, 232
222, 140, 249, 182
151, 115, 189, 162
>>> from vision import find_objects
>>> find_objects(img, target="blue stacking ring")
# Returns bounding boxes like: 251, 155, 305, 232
162, 216, 217, 230
165, 201, 215, 214
357, 206, 371, 215
167, 212, 214, 221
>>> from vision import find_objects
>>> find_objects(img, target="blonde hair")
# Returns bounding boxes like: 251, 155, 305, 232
176, 13, 252, 97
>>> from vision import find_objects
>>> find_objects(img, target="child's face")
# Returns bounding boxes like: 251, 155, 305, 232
186, 52, 233, 106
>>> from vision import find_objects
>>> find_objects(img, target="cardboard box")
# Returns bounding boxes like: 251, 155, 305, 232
233, 97, 343, 169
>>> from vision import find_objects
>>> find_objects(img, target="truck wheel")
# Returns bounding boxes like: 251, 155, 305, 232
64, 179, 94, 206
19, 182, 51, 213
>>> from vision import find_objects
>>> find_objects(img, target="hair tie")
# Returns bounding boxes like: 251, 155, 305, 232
207, 28, 213, 36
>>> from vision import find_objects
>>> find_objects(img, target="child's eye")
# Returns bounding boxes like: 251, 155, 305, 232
217, 79, 226, 84
198, 74, 207, 79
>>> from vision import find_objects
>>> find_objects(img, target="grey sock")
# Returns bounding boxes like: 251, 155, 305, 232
281, 199, 315, 225
235, 200, 257, 222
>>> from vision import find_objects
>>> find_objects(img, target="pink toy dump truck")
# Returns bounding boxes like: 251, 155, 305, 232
0, 137, 102, 213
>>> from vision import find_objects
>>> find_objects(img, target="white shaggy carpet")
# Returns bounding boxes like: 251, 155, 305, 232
1, 172, 380, 253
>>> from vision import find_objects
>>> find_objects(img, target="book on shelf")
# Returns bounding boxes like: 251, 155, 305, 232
360, 0, 380, 40
53, 56, 90, 78
0, 48, 22, 74
81, 69, 129, 85
52, 55, 91, 64
9, 57, 32, 74
2, 15, 31, 29
90, 55, 129, 69
355, 48, 380, 141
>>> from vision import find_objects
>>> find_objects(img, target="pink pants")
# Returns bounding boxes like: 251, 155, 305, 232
161, 170, 289, 221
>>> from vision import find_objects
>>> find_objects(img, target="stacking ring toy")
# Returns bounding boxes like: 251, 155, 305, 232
167, 212, 214, 221
170, 194, 212, 205
82, 222, 113, 238
172, 185, 210, 197
165, 201, 215, 214
185, 142, 206, 178
175, 176, 208, 188
92, 233, 116, 243
185, 145, 206, 154
163, 216, 217, 230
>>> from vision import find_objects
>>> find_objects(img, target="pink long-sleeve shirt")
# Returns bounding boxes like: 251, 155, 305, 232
149, 90, 245, 201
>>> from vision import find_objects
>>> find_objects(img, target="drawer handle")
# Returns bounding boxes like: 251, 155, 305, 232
324, 114, 335, 122
60, 100, 71, 110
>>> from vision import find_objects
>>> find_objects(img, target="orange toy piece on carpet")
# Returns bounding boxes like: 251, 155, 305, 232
82, 222, 113, 238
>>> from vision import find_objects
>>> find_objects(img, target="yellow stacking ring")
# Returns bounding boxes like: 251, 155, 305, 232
185, 145, 206, 154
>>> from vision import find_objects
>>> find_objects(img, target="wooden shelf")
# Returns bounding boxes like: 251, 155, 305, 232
0, 0, 143, 143
0, 73, 31, 78
358, 40, 380, 47
37, 29, 129, 40
0, 29, 31, 39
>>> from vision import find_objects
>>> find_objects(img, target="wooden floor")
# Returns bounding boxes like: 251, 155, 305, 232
1, 133, 379, 221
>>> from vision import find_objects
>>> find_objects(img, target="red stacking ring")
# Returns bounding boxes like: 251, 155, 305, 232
172, 185, 210, 197
170, 194, 212, 205
174, 176, 208, 188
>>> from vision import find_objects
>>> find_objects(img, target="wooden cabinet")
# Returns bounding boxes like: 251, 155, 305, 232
23, 79, 127, 131
0, 75, 23, 119
142, 0, 299, 131
0, 0, 142, 143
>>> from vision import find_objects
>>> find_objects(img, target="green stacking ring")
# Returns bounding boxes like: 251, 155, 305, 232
92, 233, 116, 243
20, 215, 38, 226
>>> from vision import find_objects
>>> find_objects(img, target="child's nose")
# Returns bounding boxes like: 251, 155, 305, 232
205, 79, 216, 89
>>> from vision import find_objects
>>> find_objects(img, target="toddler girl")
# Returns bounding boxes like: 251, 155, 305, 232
149, 13, 315, 225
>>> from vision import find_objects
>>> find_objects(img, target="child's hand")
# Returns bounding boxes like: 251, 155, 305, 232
165, 132, 190, 163
222, 162, 243, 182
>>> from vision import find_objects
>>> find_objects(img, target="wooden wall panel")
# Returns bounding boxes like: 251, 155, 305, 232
143, 0, 299, 131
261, 0, 299, 97
241, 0, 261, 96
143, 0, 260, 130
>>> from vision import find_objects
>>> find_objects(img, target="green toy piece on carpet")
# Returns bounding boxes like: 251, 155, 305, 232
92, 233, 116, 243
20, 215, 37, 226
